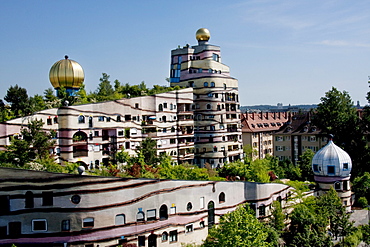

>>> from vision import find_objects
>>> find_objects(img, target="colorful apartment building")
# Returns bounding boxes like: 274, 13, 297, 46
0, 167, 290, 246
170, 28, 243, 168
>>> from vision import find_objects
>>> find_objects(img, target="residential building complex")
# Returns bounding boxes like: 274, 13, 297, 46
241, 112, 289, 159
0, 167, 290, 246
170, 28, 243, 167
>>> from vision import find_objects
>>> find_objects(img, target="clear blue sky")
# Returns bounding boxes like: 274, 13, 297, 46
1, 0, 369, 106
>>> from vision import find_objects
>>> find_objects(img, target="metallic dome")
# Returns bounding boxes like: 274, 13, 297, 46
196, 28, 211, 41
312, 139, 352, 177
49, 55, 84, 89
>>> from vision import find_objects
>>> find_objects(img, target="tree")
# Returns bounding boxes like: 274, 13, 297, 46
352, 172, 370, 203
203, 205, 273, 247
4, 84, 29, 117
6, 119, 55, 166
312, 87, 365, 176
298, 149, 314, 181
271, 200, 285, 233
135, 137, 160, 166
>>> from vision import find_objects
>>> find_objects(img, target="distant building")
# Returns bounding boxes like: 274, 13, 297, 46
0, 167, 291, 246
273, 112, 327, 163
241, 112, 289, 159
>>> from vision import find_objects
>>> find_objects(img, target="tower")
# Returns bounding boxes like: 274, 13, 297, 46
49, 55, 84, 96
170, 28, 243, 167
312, 135, 352, 211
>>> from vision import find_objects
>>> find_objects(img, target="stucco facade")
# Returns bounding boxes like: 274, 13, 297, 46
0, 167, 290, 246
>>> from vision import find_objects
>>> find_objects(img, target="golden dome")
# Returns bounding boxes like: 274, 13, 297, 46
49, 55, 84, 89
196, 28, 211, 41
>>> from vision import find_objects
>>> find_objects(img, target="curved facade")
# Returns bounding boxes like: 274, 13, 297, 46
0, 167, 290, 246
170, 29, 243, 167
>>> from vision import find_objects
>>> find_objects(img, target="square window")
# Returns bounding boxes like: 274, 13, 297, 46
313, 164, 319, 172
32, 219, 47, 231
83, 218, 94, 228
327, 166, 335, 174
185, 224, 193, 233
147, 209, 156, 221
98, 116, 104, 122
94, 131, 99, 137
343, 163, 349, 170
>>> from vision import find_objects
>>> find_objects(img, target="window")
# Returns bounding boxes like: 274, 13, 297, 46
159, 204, 168, 220
313, 164, 319, 172
343, 163, 349, 171
25, 191, 34, 208
187, 202, 192, 211
163, 103, 167, 108
71, 195, 81, 204
204, 82, 208, 87
206, 104, 211, 110
259, 205, 266, 217
42, 191, 53, 206
83, 218, 94, 228
327, 166, 335, 175
170, 139, 176, 144
210, 82, 215, 87
94, 131, 99, 137
343, 180, 349, 191
54, 116, 58, 124
200, 197, 205, 209
138, 235, 145, 247
98, 116, 104, 122
117, 115, 121, 122
78, 115, 85, 123
106, 117, 111, 122
159, 104, 163, 111
334, 181, 341, 190
135, 103, 139, 109
170, 206, 176, 214
219, 192, 225, 203
115, 214, 126, 225
162, 232, 168, 241
208, 201, 215, 228
32, 219, 47, 231
147, 209, 156, 221
169, 230, 178, 242
137, 211, 145, 222
200, 221, 205, 228
185, 224, 194, 233
61, 220, 70, 231
47, 118, 52, 125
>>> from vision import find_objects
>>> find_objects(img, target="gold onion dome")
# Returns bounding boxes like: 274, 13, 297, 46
196, 28, 210, 41
49, 55, 84, 89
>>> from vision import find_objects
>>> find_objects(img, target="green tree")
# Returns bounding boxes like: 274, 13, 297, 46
353, 172, 370, 203
135, 137, 160, 166
4, 84, 29, 117
271, 200, 285, 233
96, 73, 114, 98
312, 87, 365, 176
202, 205, 273, 247
6, 119, 55, 166
298, 149, 315, 181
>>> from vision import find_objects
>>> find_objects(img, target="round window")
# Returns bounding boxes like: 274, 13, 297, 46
187, 202, 192, 211
71, 195, 81, 204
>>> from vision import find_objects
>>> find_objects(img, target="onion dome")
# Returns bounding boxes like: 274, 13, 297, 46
312, 138, 352, 177
196, 28, 211, 41
49, 55, 84, 89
